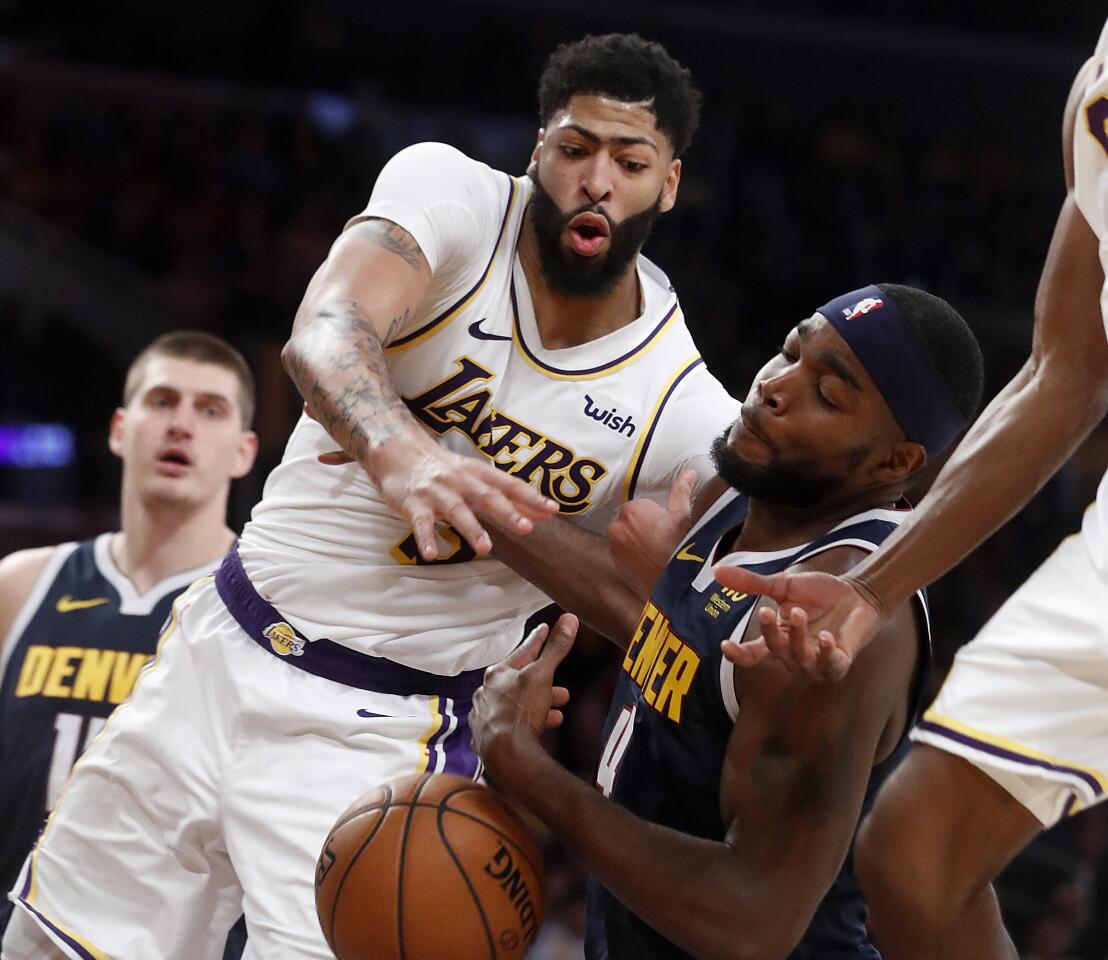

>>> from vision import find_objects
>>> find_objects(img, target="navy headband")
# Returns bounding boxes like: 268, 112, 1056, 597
816, 285, 966, 457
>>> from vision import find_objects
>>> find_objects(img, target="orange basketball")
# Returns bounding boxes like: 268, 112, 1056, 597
315, 772, 545, 960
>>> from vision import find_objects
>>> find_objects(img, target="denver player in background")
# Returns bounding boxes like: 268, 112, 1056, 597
474, 282, 984, 959
0, 332, 257, 956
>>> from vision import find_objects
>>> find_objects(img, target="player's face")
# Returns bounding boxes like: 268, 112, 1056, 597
526, 95, 681, 298
109, 356, 257, 509
712, 315, 907, 507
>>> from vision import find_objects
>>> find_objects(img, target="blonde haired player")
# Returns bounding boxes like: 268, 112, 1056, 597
0, 332, 257, 956
712, 23, 1108, 960
3, 35, 739, 959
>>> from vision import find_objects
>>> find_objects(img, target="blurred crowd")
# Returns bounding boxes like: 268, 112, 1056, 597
1, 25, 1106, 957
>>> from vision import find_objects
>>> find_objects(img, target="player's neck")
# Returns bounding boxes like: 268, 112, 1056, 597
734, 492, 899, 553
517, 212, 641, 348
114, 491, 234, 594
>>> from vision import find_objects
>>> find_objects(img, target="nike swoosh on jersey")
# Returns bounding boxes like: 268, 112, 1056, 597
676, 544, 706, 562
357, 708, 388, 719
55, 595, 110, 613
467, 318, 512, 342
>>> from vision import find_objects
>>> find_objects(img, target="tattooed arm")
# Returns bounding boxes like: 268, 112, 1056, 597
282, 218, 555, 560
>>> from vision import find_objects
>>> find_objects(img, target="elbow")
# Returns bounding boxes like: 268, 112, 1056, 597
279, 334, 305, 379
699, 931, 793, 960
690, 907, 803, 960
1033, 344, 1108, 425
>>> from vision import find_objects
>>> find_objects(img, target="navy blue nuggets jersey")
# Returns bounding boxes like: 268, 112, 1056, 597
0, 534, 216, 931
586, 490, 931, 960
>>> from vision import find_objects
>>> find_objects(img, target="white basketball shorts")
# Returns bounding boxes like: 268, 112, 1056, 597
5, 547, 484, 960
912, 531, 1108, 826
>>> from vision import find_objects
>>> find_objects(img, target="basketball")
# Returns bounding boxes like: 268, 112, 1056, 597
315, 772, 545, 960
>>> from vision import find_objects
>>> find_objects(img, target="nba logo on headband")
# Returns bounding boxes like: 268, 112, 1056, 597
843, 297, 885, 321
818, 284, 967, 457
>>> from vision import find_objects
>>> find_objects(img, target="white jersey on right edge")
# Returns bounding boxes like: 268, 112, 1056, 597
238, 142, 739, 674
1073, 18, 1108, 574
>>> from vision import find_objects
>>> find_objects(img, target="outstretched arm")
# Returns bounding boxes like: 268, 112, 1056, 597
283, 218, 555, 561
488, 470, 707, 647
718, 59, 1108, 678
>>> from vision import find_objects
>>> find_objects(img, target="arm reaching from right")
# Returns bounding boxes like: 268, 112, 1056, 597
718, 58, 1108, 679
282, 218, 556, 562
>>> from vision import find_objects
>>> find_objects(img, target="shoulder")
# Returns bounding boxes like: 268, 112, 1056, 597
0, 545, 64, 639
375, 142, 508, 208
1064, 57, 1097, 187
357, 142, 515, 274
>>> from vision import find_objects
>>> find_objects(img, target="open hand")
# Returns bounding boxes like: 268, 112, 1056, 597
471, 614, 577, 782
304, 403, 557, 560
713, 566, 882, 681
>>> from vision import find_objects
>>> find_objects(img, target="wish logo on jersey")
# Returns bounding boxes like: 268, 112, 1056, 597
405, 357, 608, 515
582, 393, 636, 438
621, 601, 701, 722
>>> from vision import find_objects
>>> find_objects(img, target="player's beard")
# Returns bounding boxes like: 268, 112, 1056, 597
527, 168, 662, 299
709, 426, 870, 507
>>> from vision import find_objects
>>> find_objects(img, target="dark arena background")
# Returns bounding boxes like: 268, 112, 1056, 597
2, 2, 1107, 956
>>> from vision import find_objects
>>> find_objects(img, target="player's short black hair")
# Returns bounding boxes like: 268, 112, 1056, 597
537, 33, 702, 158
876, 283, 984, 426
124, 330, 256, 428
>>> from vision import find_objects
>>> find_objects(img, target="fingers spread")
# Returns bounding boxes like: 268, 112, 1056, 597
475, 487, 533, 535
721, 637, 768, 667
407, 507, 438, 562
442, 500, 491, 555
506, 623, 550, 669
482, 465, 558, 517
538, 614, 578, 670
714, 565, 775, 598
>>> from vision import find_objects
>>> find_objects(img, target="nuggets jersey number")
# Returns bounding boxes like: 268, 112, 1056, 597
1073, 22, 1108, 573
586, 491, 930, 960
0, 534, 215, 929
239, 144, 738, 674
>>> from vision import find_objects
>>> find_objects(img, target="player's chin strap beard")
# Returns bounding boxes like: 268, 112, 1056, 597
526, 169, 663, 299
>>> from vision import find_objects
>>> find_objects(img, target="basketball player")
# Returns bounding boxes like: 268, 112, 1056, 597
0, 332, 257, 956
2, 35, 740, 959
704, 31, 1108, 960
473, 282, 985, 959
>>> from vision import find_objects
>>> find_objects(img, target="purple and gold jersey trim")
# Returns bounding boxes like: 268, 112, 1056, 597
622, 355, 704, 500
10, 898, 110, 960
385, 175, 519, 353
215, 545, 485, 700
916, 712, 1108, 801
509, 282, 682, 381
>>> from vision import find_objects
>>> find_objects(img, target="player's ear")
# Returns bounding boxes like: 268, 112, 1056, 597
108, 408, 126, 459
527, 129, 545, 178
230, 431, 259, 480
872, 440, 926, 485
659, 158, 681, 214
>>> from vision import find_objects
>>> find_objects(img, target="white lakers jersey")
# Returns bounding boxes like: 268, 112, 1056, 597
1074, 24, 1108, 573
238, 143, 740, 673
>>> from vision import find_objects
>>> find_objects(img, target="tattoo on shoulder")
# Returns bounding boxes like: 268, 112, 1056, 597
363, 219, 424, 271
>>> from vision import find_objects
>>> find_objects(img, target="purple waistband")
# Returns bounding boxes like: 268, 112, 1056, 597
215, 545, 486, 701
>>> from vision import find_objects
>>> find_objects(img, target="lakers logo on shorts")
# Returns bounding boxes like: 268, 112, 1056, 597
264, 621, 305, 657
